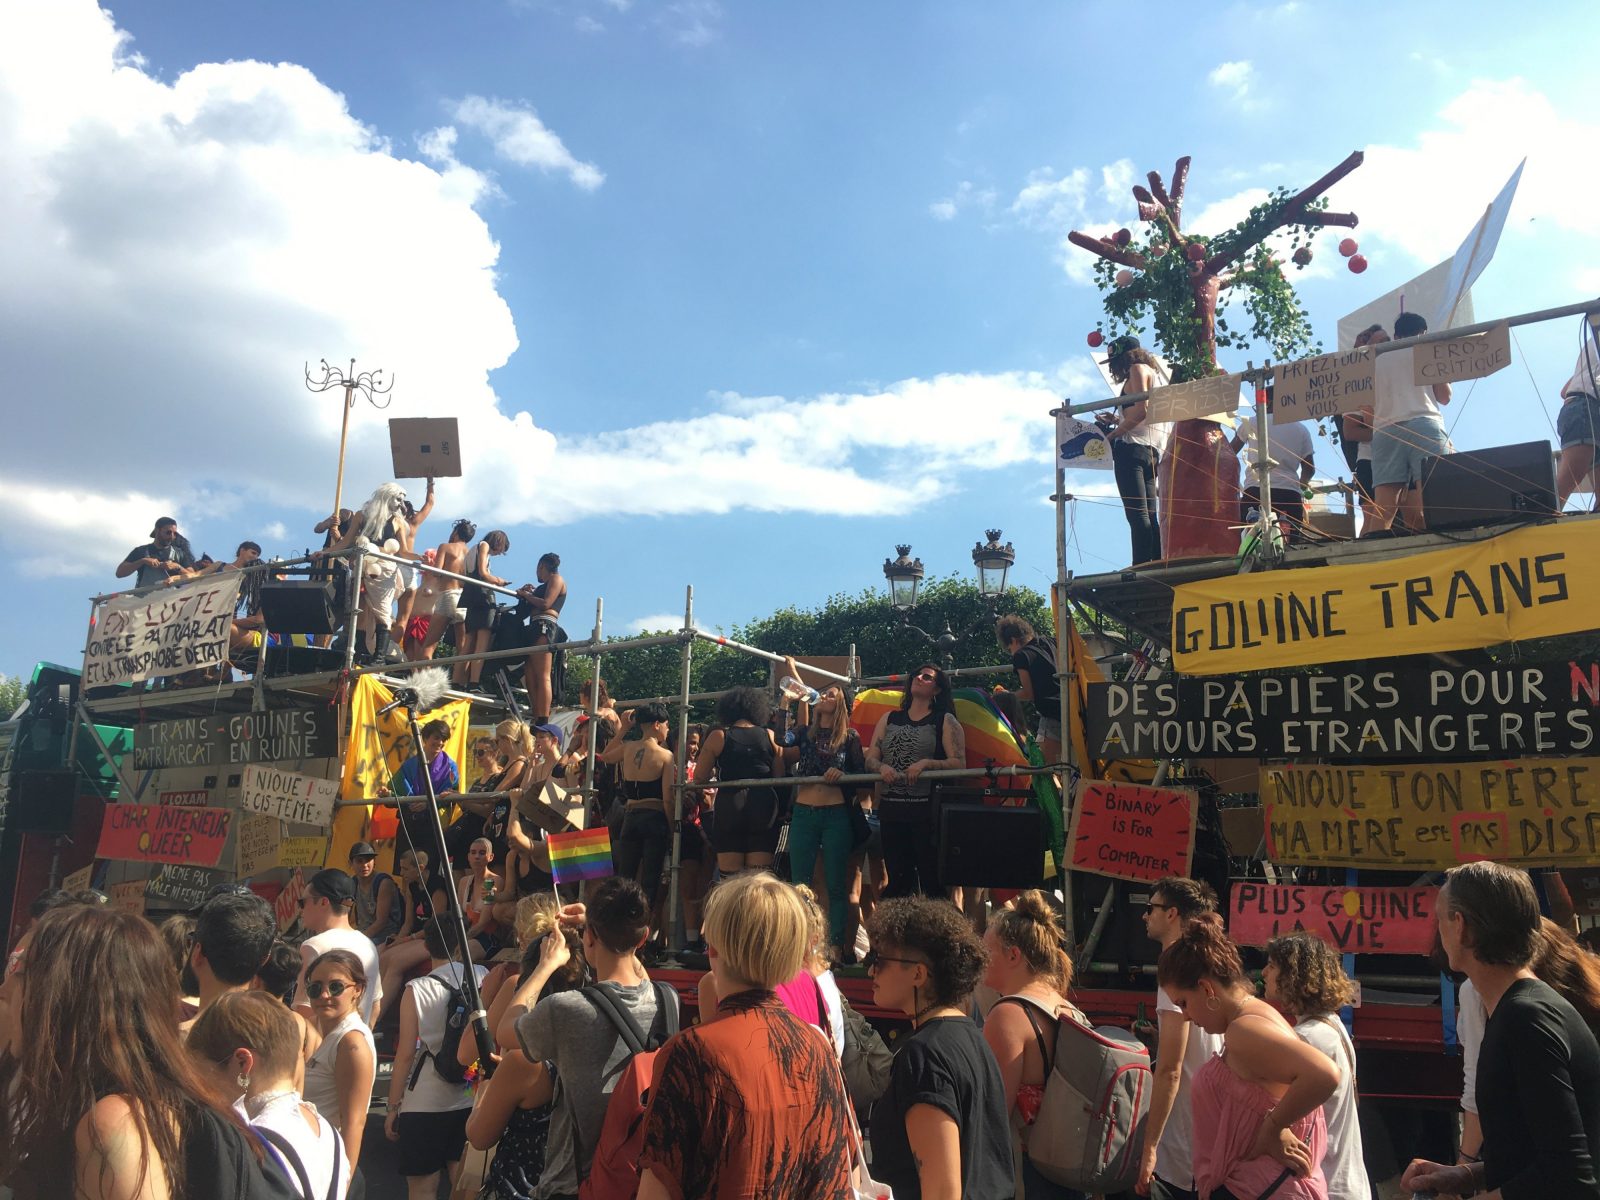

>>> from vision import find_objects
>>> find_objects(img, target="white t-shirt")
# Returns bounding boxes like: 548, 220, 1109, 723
1458, 978, 1486, 1115
296, 927, 383, 1025
1295, 1015, 1372, 1200
1123, 418, 1172, 454
303, 1009, 375, 1133
1374, 349, 1443, 428
1154, 984, 1225, 1190
252, 1092, 349, 1200
1562, 338, 1600, 400
815, 969, 846, 1060
404, 962, 489, 1114
1238, 416, 1315, 492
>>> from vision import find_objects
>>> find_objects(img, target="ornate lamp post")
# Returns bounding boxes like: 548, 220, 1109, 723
881, 531, 1016, 667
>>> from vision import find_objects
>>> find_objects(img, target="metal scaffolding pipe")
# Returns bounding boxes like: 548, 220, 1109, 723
691, 630, 852, 683
684, 763, 1059, 791
666, 585, 695, 954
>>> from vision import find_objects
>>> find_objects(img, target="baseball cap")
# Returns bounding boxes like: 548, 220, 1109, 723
1105, 334, 1142, 359
151, 517, 180, 536
347, 841, 378, 860
532, 722, 564, 750
307, 868, 356, 906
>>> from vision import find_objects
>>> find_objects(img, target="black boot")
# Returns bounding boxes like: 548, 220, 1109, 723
373, 628, 392, 663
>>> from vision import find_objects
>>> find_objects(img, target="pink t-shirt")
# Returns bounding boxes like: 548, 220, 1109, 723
774, 970, 822, 1027
1191, 1049, 1329, 1200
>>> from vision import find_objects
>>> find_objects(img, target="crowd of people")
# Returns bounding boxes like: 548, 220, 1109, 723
9, 859, 1599, 1199
1095, 317, 1600, 564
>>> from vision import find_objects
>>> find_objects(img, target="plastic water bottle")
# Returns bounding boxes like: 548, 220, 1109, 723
778, 675, 820, 705
1240, 508, 1262, 556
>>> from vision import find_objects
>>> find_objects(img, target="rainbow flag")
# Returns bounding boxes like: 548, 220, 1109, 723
546, 827, 614, 886
849, 686, 1028, 769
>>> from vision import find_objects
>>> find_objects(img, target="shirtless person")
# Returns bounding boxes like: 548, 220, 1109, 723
417, 519, 477, 661
390, 477, 436, 646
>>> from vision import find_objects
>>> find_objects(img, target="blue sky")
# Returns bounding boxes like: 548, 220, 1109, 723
3, 0, 1598, 680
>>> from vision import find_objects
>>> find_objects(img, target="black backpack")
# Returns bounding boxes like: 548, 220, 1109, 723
407, 970, 473, 1087
185, 1106, 303, 1200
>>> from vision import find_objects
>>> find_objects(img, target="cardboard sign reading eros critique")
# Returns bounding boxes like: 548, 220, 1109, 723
1230, 882, 1438, 955
1270, 348, 1375, 424
1263, 757, 1600, 869
84, 573, 241, 687
96, 803, 231, 867
1413, 324, 1511, 387
239, 765, 337, 828
1067, 780, 1196, 883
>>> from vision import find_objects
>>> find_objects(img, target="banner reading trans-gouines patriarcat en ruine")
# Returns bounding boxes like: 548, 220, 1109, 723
1170, 519, 1600, 675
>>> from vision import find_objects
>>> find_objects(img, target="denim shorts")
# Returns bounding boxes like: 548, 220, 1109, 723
1372, 415, 1451, 488
1558, 393, 1600, 449
1036, 715, 1062, 744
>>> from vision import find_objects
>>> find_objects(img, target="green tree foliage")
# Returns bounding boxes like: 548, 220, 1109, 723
0, 673, 23, 721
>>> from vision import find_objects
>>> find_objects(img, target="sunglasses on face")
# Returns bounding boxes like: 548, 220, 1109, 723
863, 949, 925, 972
305, 980, 352, 1000
914, 672, 938, 682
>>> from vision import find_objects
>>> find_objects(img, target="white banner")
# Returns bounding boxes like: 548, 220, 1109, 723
84, 573, 241, 686
239, 764, 338, 828
1056, 414, 1115, 470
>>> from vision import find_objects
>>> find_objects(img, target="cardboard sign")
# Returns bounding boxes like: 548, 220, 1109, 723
1262, 757, 1600, 869
1270, 349, 1376, 424
1145, 372, 1244, 423
1067, 780, 1196, 883
389, 416, 463, 479
96, 803, 232, 867
84, 573, 241, 687
1057, 414, 1115, 471
515, 778, 587, 835
1086, 658, 1600, 760
278, 836, 328, 869
133, 708, 338, 771
159, 789, 211, 807
239, 765, 337, 828
109, 881, 146, 914
274, 869, 306, 931
236, 814, 282, 877
62, 865, 93, 892
145, 864, 230, 910
1172, 519, 1600, 674
1413, 324, 1512, 386
1229, 882, 1438, 955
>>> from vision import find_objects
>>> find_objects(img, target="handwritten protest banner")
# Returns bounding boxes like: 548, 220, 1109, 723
1263, 757, 1600, 869
1270, 348, 1375, 424
109, 881, 146, 914
274, 869, 306, 930
1413, 324, 1511, 387
83, 574, 241, 687
1146, 372, 1244, 423
239, 765, 338, 828
133, 708, 338, 770
145, 864, 230, 910
62, 865, 93, 892
1067, 780, 1195, 883
1086, 657, 1600, 760
1172, 519, 1600, 674
278, 836, 328, 869
236, 814, 281, 877
97, 803, 231, 867
1229, 882, 1438, 954
340, 675, 471, 845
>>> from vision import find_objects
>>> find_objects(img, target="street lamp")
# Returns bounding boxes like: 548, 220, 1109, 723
880, 531, 1015, 667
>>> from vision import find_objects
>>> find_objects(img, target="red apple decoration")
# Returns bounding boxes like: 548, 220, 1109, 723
1348, 254, 1368, 274
1150, 241, 1168, 257
1114, 269, 1134, 288
1338, 237, 1358, 257
1186, 242, 1207, 262
1292, 247, 1313, 266
1087, 330, 1104, 348
1114, 228, 1132, 247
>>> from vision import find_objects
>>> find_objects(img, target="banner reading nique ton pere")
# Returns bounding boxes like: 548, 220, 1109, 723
1171, 520, 1600, 674
1263, 757, 1600, 869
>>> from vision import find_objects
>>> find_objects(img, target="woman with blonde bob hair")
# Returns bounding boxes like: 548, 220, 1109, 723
636, 874, 854, 1200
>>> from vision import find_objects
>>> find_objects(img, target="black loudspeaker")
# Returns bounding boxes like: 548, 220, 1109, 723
937, 802, 1045, 888
258, 581, 336, 635
13, 769, 77, 835
1421, 440, 1556, 530
263, 643, 345, 677
1073, 876, 1162, 971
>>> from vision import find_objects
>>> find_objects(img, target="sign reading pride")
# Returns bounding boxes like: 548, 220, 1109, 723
1087, 658, 1600, 759
239, 765, 338, 829
84, 574, 241, 686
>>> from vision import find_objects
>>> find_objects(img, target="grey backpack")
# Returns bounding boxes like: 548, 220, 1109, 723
999, 995, 1152, 1193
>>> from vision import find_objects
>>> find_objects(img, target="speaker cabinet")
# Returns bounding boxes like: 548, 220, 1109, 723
937, 802, 1045, 889
13, 769, 77, 835
1421, 440, 1556, 530
258, 581, 336, 635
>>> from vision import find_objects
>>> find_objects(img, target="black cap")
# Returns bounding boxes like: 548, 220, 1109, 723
150, 517, 180, 536
1106, 334, 1142, 359
307, 868, 356, 906
347, 841, 378, 860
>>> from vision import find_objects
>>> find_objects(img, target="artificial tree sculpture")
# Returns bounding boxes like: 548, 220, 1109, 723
1071, 151, 1364, 557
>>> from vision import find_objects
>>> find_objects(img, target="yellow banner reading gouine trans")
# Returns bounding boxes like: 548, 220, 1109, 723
1172, 519, 1600, 674
1262, 758, 1600, 869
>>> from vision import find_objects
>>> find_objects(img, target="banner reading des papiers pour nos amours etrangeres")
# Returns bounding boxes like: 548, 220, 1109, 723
1171, 520, 1600, 675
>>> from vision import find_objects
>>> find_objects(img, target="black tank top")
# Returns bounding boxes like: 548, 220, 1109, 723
530, 579, 566, 614
717, 725, 774, 783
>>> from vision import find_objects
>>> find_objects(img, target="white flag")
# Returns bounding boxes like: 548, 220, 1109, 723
1056, 414, 1114, 470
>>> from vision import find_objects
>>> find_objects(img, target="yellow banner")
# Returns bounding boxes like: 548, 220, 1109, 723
1262, 758, 1600, 869
1172, 519, 1600, 674
337, 675, 473, 871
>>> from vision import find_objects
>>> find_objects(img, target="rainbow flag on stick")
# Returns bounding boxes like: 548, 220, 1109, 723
547, 827, 614, 886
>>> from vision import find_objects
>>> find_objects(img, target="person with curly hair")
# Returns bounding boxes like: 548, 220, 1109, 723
867, 896, 1013, 1200
697, 687, 786, 876
1263, 934, 1371, 1200
982, 891, 1086, 1199
1158, 913, 1335, 1200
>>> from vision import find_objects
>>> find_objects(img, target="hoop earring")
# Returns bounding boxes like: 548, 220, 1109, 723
1204, 994, 1220, 1011
236, 1073, 250, 1089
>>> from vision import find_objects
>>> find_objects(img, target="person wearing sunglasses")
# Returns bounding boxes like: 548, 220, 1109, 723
293, 869, 382, 1027
865, 896, 1014, 1200
190, 991, 351, 1200
301, 948, 376, 1187
865, 663, 965, 898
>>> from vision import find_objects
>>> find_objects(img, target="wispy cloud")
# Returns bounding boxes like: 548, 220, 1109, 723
1208, 60, 1257, 109
928, 180, 995, 222
450, 95, 605, 190
660, 0, 721, 46
626, 613, 684, 634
